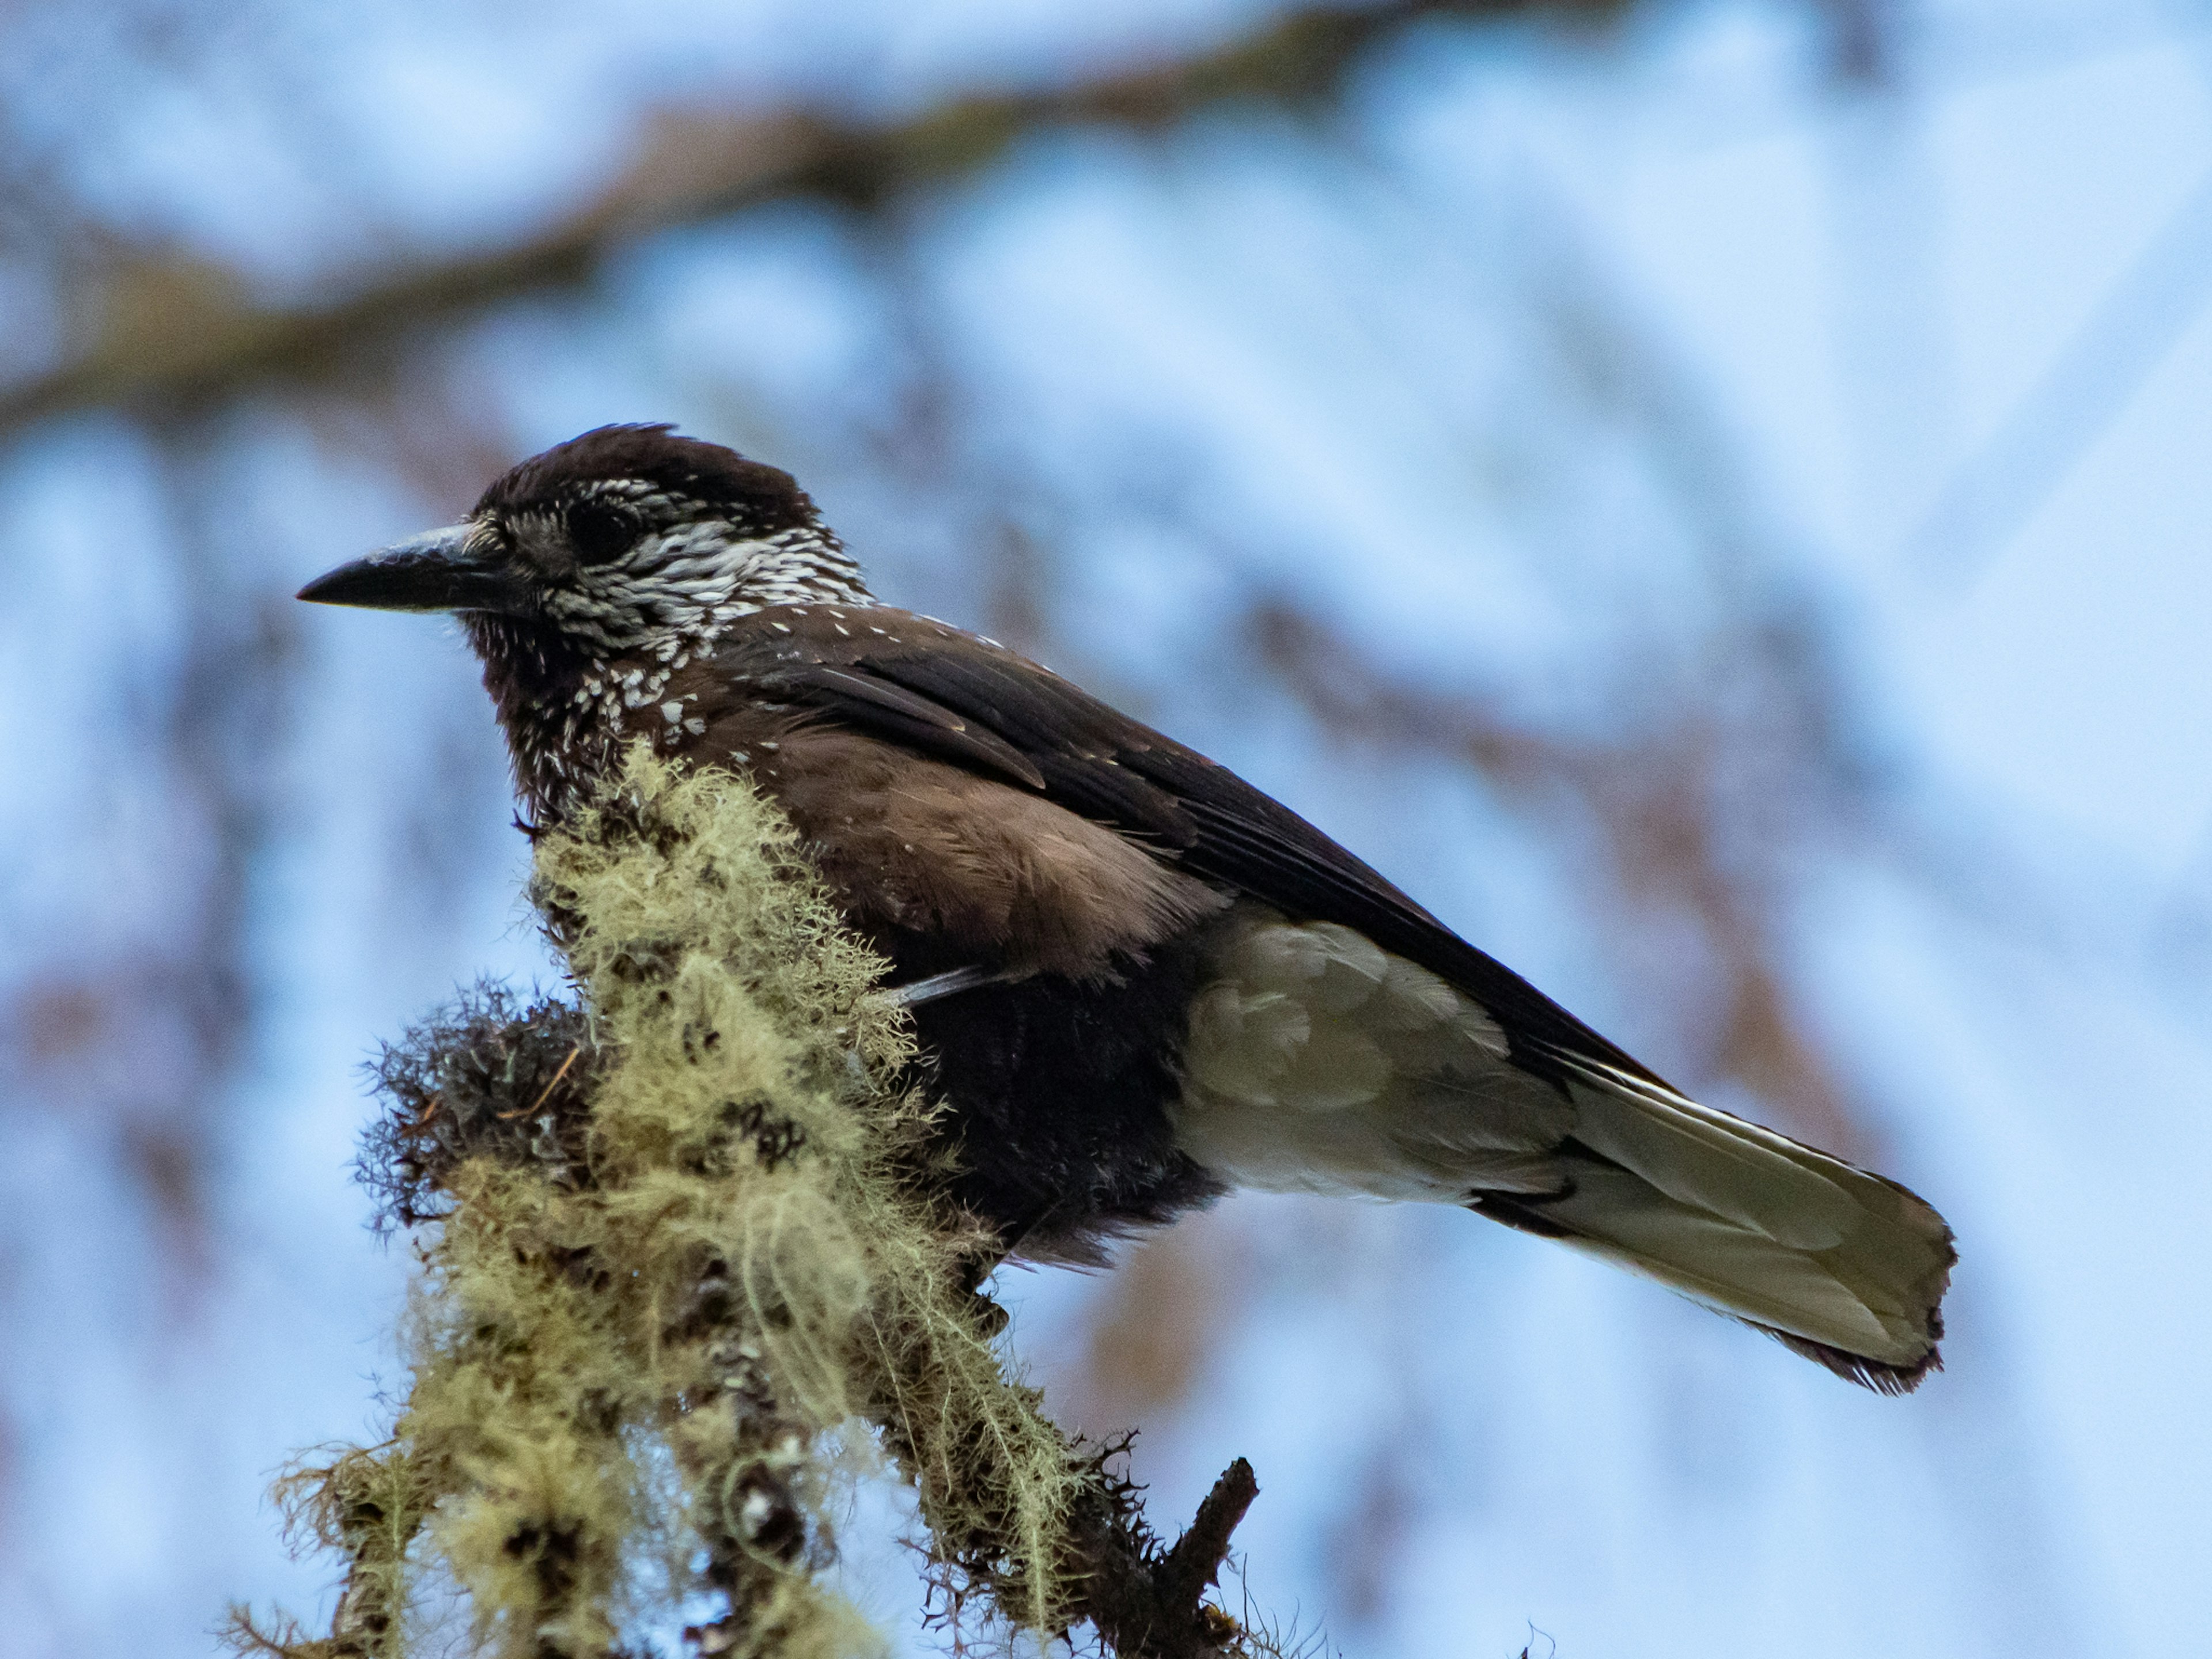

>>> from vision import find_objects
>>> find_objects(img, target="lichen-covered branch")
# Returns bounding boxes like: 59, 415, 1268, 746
230, 752, 1286, 1657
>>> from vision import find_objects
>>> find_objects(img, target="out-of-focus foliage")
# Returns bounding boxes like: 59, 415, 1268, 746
3, 0, 2209, 1655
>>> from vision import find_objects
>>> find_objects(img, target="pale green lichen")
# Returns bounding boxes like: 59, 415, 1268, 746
230, 751, 1132, 1658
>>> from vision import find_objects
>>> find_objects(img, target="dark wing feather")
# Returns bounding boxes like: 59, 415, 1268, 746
782, 664, 1048, 790
729, 607, 1665, 1088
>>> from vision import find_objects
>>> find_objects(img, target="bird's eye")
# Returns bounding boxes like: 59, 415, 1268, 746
566, 499, 638, 565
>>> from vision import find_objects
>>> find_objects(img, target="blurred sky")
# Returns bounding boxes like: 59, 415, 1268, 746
2, 2, 2209, 1656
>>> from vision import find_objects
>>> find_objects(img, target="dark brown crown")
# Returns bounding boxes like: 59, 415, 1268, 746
475, 423, 816, 529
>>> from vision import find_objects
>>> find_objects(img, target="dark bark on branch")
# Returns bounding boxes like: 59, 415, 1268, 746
1073, 1459, 1262, 1658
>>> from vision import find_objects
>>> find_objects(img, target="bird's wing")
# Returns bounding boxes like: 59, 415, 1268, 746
725, 606, 1660, 1091
724, 607, 1955, 1393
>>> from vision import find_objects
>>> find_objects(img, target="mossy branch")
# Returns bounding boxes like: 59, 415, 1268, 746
232, 751, 1290, 1658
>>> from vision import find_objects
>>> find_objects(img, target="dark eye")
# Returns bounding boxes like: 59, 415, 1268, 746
566, 499, 638, 565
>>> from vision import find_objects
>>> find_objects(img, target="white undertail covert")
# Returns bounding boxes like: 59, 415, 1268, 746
1175, 904, 1951, 1374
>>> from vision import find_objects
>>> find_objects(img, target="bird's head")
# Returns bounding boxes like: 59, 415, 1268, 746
298, 424, 871, 658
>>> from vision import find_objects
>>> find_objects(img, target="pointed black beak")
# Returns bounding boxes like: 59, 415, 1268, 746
297, 524, 534, 616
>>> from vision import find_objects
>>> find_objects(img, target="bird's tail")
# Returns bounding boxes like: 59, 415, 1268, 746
1476, 1047, 1955, 1393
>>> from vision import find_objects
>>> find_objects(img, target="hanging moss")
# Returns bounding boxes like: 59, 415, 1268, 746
231, 749, 1283, 1659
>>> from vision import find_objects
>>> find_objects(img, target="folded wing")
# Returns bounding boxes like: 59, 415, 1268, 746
724, 607, 1956, 1391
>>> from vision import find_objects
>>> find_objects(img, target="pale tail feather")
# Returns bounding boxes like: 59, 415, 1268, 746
1176, 910, 1955, 1392
1487, 1047, 1955, 1393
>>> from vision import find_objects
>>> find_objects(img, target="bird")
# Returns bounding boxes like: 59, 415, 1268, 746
300, 423, 1954, 1393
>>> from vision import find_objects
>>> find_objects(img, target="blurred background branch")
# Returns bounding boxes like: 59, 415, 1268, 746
1, 0, 1635, 431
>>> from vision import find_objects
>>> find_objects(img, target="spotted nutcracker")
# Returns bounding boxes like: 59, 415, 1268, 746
300, 423, 1954, 1392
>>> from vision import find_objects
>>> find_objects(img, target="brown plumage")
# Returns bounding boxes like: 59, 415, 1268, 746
301, 424, 1956, 1392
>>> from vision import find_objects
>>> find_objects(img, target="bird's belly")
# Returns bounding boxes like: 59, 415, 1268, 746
897, 930, 1227, 1264
1171, 904, 1574, 1203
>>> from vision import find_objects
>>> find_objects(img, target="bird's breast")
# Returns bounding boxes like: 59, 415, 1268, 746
690, 715, 1228, 980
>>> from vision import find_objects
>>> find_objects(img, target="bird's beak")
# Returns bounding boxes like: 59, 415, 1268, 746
297, 524, 533, 616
